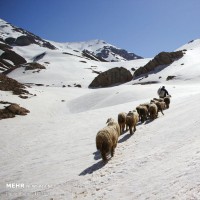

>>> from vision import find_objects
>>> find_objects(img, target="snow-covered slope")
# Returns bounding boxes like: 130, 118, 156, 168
1, 18, 200, 200
132, 39, 200, 84
1, 82, 200, 200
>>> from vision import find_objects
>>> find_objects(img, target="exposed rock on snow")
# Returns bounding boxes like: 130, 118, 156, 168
166, 75, 177, 81
82, 49, 108, 62
133, 51, 184, 78
89, 67, 133, 88
0, 42, 27, 72
3, 28, 56, 50
1, 49, 26, 65
96, 45, 143, 62
22, 62, 46, 71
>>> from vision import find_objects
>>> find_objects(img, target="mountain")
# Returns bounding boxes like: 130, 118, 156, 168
52, 39, 143, 62
1, 18, 200, 200
0, 18, 142, 70
0, 19, 56, 50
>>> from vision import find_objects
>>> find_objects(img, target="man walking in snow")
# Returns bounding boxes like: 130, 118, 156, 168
157, 86, 169, 98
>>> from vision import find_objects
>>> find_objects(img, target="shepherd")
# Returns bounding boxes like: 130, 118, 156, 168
157, 86, 169, 98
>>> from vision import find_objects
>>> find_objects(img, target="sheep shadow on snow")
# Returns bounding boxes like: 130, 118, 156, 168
118, 133, 132, 143
93, 150, 102, 160
79, 159, 107, 176
93, 150, 114, 161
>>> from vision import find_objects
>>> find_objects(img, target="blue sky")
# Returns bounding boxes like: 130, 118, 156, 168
1, 0, 200, 58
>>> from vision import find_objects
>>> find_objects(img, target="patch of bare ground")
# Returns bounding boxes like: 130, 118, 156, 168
0, 73, 31, 98
0, 102, 30, 120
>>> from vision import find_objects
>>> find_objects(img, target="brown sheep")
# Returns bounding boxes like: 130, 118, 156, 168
153, 97, 164, 102
136, 105, 148, 122
96, 118, 121, 161
126, 111, 139, 135
164, 96, 171, 109
118, 112, 127, 134
150, 100, 166, 116
153, 96, 171, 109
149, 103, 158, 120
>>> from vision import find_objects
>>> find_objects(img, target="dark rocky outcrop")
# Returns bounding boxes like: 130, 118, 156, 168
21, 62, 46, 70
1, 21, 57, 50
0, 42, 12, 51
89, 67, 133, 88
4, 34, 56, 50
4, 37, 15, 45
133, 51, 184, 78
0, 42, 24, 72
1, 49, 26, 65
96, 46, 143, 62
166, 75, 176, 81
0, 58, 14, 71
82, 50, 107, 62
15, 35, 35, 46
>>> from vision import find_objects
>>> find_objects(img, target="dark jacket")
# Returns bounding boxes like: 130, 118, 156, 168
160, 88, 169, 97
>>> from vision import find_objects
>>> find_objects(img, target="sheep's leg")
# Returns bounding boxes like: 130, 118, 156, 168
101, 152, 107, 161
129, 126, 133, 135
122, 124, 125, 133
134, 125, 136, 133
141, 115, 144, 123
119, 125, 122, 134
111, 147, 115, 157
161, 109, 164, 115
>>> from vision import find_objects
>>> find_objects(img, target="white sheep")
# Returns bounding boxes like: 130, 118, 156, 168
96, 118, 121, 161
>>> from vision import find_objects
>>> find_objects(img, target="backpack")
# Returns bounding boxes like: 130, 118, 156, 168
157, 87, 165, 98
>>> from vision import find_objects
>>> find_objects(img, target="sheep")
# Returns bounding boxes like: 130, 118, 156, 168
153, 97, 164, 102
164, 96, 171, 109
126, 111, 139, 135
150, 100, 166, 116
96, 118, 121, 161
156, 101, 166, 115
149, 103, 158, 120
118, 112, 127, 134
136, 105, 148, 122
140, 103, 151, 110
153, 96, 171, 109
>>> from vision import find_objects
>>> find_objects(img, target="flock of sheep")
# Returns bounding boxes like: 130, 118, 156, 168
96, 95, 171, 162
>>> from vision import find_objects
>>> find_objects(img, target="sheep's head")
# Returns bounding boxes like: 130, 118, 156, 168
106, 118, 115, 126
150, 100, 156, 103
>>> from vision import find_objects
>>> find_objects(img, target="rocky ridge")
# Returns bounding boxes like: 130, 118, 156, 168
133, 51, 184, 78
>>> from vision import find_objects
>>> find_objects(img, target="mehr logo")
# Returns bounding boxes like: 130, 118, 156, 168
6, 183, 25, 189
